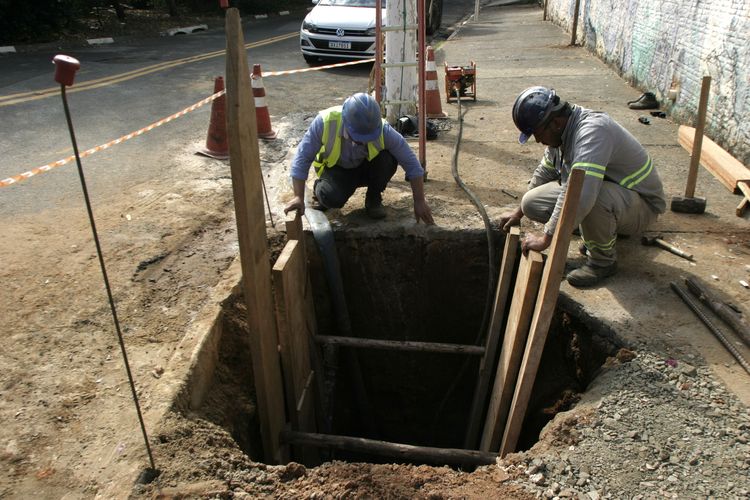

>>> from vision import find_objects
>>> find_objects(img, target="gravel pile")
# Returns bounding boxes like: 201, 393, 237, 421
498, 350, 750, 499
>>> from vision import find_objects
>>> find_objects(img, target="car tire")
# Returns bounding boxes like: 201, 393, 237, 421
426, 0, 442, 35
303, 54, 318, 65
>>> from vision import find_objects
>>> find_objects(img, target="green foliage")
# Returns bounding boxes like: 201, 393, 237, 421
0, 0, 312, 45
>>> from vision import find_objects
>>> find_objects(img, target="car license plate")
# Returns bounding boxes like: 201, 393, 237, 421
329, 41, 351, 49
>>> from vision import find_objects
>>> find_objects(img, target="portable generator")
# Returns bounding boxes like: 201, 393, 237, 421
444, 61, 476, 102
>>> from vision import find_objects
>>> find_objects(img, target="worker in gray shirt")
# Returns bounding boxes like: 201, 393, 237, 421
284, 92, 434, 224
500, 86, 666, 287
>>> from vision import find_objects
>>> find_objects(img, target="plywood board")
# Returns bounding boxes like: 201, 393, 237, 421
272, 240, 317, 438
479, 250, 544, 452
500, 169, 585, 456
464, 227, 520, 449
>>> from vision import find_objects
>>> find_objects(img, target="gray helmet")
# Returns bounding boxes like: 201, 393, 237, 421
512, 86, 564, 144
342, 92, 382, 143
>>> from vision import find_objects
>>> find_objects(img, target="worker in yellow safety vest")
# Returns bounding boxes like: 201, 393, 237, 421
284, 93, 434, 223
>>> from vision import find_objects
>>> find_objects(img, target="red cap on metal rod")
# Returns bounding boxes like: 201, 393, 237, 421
53, 54, 81, 86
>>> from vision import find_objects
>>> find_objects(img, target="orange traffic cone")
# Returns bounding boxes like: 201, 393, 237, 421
252, 64, 277, 140
425, 46, 447, 118
197, 76, 229, 160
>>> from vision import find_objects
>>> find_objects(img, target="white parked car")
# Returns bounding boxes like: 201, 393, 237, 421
300, 0, 442, 64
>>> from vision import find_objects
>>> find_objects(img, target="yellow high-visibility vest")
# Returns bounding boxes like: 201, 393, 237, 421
312, 107, 385, 177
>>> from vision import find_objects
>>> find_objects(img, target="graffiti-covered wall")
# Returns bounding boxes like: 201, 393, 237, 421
544, 0, 749, 164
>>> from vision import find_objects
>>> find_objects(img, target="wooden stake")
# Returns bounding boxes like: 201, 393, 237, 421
570, 0, 581, 46
464, 227, 520, 449
480, 250, 544, 452
500, 168, 585, 456
225, 7, 286, 463
685, 76, 711, 198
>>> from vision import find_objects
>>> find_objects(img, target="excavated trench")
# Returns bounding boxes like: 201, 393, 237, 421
189, 229, 621, 466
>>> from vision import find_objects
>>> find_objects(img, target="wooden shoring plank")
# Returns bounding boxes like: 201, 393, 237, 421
736, 196, 748, 217
314, 335, 485, 355
480, 250, 544, 452
283, 208, 327, 436
285, 209, 306, 251
738, 181, 750, 217
678, 125, 750, 194
225, 7, 285, 464
499, 168, 585, 456
272, 240, 316, 432
464, 226, 521, 449
280, 430, 498, 467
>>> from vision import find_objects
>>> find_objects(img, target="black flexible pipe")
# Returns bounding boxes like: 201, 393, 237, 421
431, 91, 498, 440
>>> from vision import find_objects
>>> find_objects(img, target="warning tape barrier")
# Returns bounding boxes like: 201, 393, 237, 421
1, 58, 374, 189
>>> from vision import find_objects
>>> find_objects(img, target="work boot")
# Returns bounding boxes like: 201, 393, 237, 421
628, 92, 658, 110
365, 193, 386, 219
566, 261, 618, 288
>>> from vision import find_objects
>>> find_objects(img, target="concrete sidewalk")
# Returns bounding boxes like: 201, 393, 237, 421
427, 3, 750, 403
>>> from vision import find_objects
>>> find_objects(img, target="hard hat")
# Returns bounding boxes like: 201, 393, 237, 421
512, 86, 563, 144
342, 92, 382, 143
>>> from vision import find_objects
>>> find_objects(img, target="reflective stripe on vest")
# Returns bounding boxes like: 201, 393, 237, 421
312, 107, 385, 177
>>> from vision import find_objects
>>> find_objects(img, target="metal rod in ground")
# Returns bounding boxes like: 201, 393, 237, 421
60, 84, 158, 475
670, 282, 750, 375
260, 174, 274, 226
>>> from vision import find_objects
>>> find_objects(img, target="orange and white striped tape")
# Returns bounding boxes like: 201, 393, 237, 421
1, 91, 223, 188
1, 58, 374, 189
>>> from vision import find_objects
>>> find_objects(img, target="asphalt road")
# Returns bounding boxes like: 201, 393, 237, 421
0, 2, 477, 216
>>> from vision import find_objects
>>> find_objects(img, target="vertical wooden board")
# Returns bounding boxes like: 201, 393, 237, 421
479, 250, 544, 452
272, 240, 316, 436
285, 210, 304, 246
500, 169, 585, 456
225, 7, 286, 463
464, 227, 520, 449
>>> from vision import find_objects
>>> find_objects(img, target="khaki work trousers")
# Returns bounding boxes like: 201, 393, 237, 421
521, 181, 658, 266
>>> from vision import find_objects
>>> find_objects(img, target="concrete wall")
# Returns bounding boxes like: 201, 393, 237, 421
542, 0, 749, 165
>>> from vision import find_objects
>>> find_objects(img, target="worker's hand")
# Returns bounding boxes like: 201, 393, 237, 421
498, 207, 523, 232
521, 232, 552, 255
284, 195, 305, 216
414, 198, 435, 225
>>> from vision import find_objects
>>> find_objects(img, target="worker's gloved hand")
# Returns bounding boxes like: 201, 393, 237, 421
414, 198, 435, 225
498, 207, 523, 232
284, 196, 305, 216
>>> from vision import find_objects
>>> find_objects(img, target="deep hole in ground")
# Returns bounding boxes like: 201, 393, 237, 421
182, 229, 621, 466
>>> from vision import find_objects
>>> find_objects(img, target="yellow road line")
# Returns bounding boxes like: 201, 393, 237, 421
0, 32, 297, 107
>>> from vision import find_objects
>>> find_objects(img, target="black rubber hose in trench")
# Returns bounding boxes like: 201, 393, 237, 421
430, 92, 498, 438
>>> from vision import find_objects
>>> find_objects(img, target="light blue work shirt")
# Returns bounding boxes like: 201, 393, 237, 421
290, 114, 425, 181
